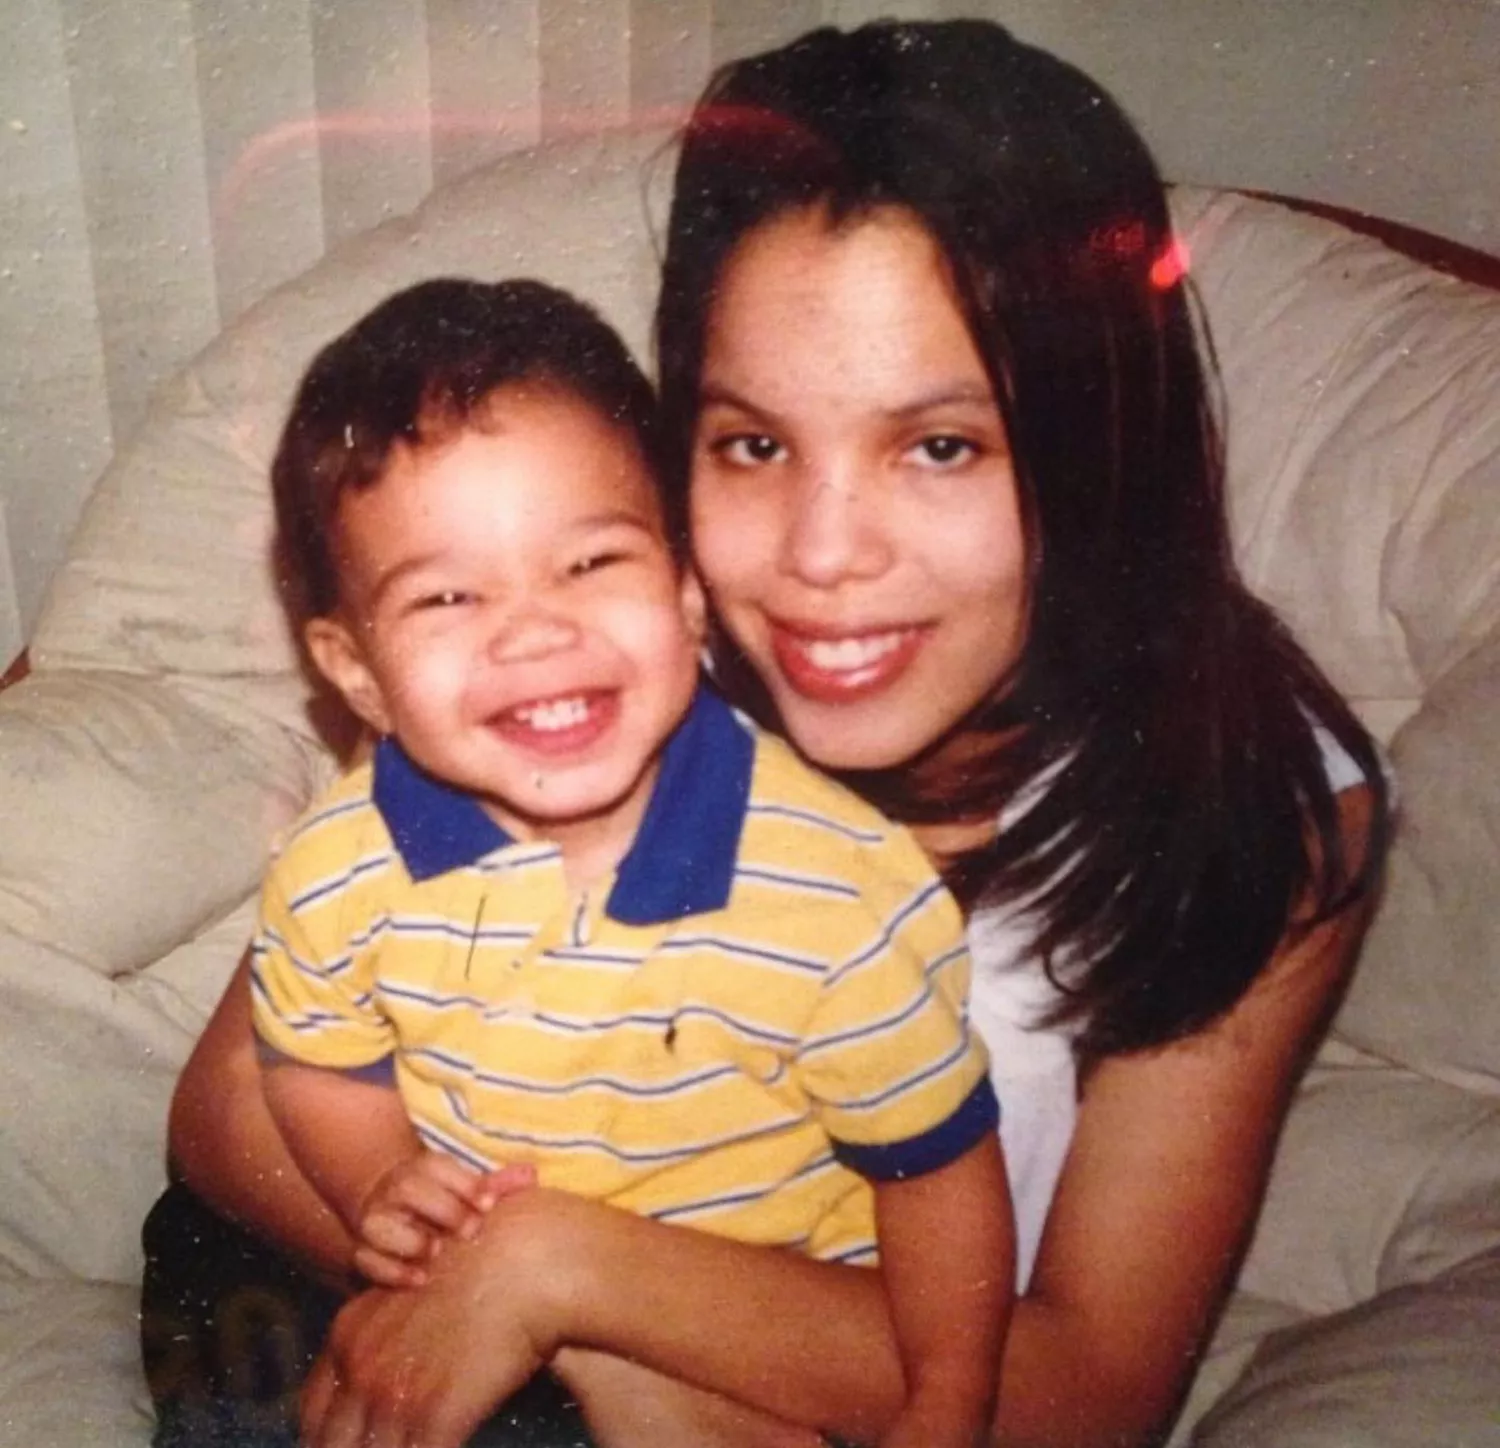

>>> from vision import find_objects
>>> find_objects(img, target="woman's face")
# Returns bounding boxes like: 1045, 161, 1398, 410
690, 205, 1028, 771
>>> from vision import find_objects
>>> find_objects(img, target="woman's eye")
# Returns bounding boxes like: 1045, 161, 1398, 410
714, 433, 785, 467
909, 434, 977, 467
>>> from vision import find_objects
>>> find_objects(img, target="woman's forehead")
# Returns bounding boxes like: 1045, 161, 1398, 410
702, 206, 992, 415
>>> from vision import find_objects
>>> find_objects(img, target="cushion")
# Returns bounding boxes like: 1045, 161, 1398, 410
1169, 188, 1500, 737
0, 1277, 152, 1448
0, 897, 255, 1283
0, 672, 313, 974
1190, 1246, 1500, 1448
1334, 633, 1500, 1090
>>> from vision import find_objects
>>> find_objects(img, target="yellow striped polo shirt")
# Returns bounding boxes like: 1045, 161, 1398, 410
251, 686, 997, 1263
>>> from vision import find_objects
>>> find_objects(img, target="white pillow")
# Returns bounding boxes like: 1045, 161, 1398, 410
1334, 634, 1500, 1091
1171, 188, 1500, 723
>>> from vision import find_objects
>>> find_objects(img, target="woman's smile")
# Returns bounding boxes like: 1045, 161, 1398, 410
767, 619, 930, 702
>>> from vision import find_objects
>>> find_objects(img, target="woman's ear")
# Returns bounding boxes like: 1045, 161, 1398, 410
680, 567, 709, 644
303, 616, 392, 736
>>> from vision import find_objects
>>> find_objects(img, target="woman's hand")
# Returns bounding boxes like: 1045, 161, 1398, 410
302, 1280, 543, 1448
302, 1187, 575, 1448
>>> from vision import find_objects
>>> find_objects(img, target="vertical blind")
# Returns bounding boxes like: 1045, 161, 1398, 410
1, 0, 1494, 667
0, 0, 910, 663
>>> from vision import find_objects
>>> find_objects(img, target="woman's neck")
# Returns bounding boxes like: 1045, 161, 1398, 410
909, 815, 999, 881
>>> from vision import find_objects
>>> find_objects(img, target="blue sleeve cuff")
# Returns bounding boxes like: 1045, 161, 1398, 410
831, 1076, 1000, 1182
254, 1038, 398, 1087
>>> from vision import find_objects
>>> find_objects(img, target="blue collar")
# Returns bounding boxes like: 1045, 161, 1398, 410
371, 684, 754, 925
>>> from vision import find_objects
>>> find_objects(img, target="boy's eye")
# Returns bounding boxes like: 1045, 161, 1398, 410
714, 433, 786, 467
909, 434, 977, 467
413, 589, 474, 610
568, 550, 626, 578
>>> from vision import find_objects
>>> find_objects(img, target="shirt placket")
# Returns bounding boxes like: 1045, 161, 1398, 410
459, 850, 569, 1020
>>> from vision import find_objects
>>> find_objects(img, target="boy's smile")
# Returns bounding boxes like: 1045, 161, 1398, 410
306, 383, 705, 884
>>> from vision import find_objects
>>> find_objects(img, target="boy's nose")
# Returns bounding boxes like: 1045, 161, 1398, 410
485, 604, 581, 662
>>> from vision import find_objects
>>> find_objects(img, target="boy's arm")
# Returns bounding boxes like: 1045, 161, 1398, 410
262, 1057, 421, 1233
874, 1132, 1015, 1448
260, 1048, 526, 1287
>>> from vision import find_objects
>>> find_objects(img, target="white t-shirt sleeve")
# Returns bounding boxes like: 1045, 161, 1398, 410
1310, 721, 1371, 794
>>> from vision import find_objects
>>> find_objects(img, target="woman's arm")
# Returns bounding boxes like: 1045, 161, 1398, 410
307, 788, 1377, 1448
548, 790, 1378, 1448
991, 783, 1378, 1446
226, 785, 1379, 1448
169, 950, 356, 1275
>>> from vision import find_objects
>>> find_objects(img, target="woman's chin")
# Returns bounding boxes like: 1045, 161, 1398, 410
775, 703, 928, 774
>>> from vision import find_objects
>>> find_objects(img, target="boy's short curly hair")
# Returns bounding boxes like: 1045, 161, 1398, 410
272, 277, 671, 622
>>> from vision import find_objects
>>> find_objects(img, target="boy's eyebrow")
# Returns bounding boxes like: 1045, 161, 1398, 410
365, 553, 445, 608
568, 508, 661, 535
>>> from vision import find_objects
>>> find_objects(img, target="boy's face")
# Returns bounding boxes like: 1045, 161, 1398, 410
306, 384, 705, 873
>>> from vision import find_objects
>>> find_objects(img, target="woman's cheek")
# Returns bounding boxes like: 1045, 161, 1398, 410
693, 482, 774, 602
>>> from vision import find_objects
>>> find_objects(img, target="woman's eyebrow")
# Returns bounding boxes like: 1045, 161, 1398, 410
700, 380, 997, 421
886, 383, 999, 418
696, 381, 771, 417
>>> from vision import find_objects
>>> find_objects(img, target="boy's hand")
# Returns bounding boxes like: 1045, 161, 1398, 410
354, 1154, 537, 1287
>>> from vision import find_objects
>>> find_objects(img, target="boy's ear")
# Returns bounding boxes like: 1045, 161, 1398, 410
303, 616, 392, 736
680, 568, 709, 643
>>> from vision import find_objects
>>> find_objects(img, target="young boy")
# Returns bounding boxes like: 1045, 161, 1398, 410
252, 277, 1013, 1448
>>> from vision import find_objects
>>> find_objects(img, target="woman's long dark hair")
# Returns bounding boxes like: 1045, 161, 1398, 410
656, 20, 1389, 1059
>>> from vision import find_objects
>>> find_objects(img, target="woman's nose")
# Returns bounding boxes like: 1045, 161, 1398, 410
778, 466, 894, 587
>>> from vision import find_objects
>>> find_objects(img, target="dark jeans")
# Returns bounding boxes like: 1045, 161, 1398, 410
140, 1181, 595, 1447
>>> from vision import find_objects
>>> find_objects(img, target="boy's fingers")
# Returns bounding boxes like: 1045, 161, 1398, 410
351, 1243, 428, 1288
475, 1161, 539, 1209
390, 1173, 476, 1233
360, 1207, 434, 1262
416, 1152, 506, 1207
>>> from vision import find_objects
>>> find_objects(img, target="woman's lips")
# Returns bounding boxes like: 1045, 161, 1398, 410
768, 622, 928, 702
487, 688, 619, 758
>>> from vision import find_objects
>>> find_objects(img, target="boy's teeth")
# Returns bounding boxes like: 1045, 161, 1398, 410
512, 696, 590, 731
803, 633, 904, 671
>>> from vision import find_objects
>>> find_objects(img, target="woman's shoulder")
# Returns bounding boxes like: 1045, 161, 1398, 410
739, 720, 951, 898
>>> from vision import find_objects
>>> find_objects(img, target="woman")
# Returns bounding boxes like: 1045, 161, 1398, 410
154, 20, 1386, 1448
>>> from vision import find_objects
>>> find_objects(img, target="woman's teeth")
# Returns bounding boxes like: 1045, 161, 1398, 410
802, 632, 906, 671
511, 696, 590, 731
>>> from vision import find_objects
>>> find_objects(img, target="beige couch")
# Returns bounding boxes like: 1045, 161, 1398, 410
0, 128, 1496, 1447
